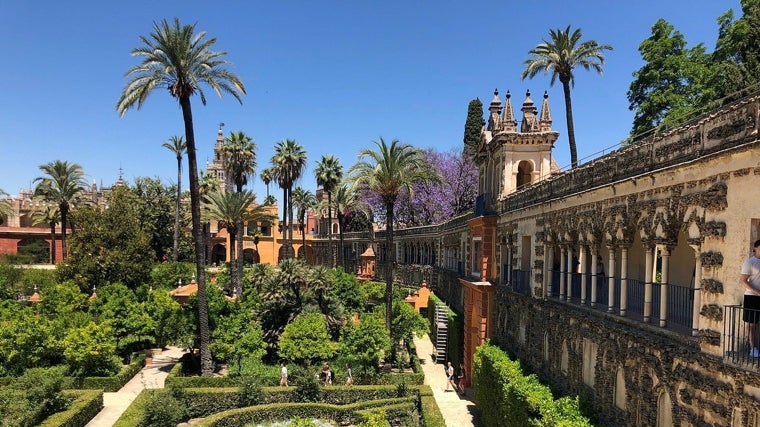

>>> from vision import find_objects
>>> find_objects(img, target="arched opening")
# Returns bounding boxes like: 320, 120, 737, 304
332, 223, 338, 234
17, 238, 49, 264
516, 160, 534, 189
211, 244, 226, 265
296, 245, 314, 264
656, 390, 673, 427
614, 367, 626, 410
243, 248, 259, 265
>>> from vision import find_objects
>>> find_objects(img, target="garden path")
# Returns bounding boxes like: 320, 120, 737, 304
85, 346, 186, 427
412, 334, 479, 427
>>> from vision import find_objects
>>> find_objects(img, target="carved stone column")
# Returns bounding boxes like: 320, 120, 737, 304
559, 246, 567, 300
591, 247, 599, 307
545, 244, 554, 298
644, 244, 654, 323
566, 246, 574, 302
620, 246, 629, 317
607, 247, 616, 313
691, 246, 702, 336
580, 245, 588, 305
659, 246, 672, 328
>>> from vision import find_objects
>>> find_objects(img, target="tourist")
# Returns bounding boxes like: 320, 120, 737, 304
456, 362, 466, 395
345, 362, 353, 386
280, 361, 288, 386
741, 239, 760, 358
445, 361, 456, 391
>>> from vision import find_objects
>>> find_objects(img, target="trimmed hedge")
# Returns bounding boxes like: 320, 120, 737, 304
114, 384, 444, 427
197, 398, 416, 427
473, 341, 592, 427
65, 355, 146, 392
0, 355, 146, 392
39, 389, 103, 427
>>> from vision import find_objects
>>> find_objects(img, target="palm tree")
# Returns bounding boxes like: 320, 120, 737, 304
202, 189, 275, 299
0, 189, 12, 220
314, 155, 343, 267
31, 204, 60, 264
291, 187, 316, 261
521, 25, 612, 168
333, 183, 370, 269
260, 167, 273, 199
34, 161, 87, 260
270, 139, 307, 259
162, 135, 187, 262
221, 130, 257, 295
116, 18, 246, 376
347, 138, 437, 331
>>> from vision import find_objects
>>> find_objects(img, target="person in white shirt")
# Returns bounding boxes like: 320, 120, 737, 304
741, 240, 760, 358
280, 362, 288, 386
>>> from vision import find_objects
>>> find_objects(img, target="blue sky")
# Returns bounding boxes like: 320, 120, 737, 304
0, 0, 742, 201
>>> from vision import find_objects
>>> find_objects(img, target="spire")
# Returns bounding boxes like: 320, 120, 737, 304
520, 90, 539, 133
539, 91, 552, 132
487, 88, 502, 131
501, 90, 517, 133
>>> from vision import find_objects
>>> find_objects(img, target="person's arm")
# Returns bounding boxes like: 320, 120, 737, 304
741, 273, 760, 295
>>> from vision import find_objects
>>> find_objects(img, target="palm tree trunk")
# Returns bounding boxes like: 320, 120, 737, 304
327, 192, 333, 268
49, 223, 56, 264
229, 225, 238, 297
60, 204, 68, 260
236, 225, 244, 298
337, 213, 345, 270
173, 156, 182, 261
287, 187, 295, 258
385, 201, 394, 332
179, 95, 213, 377
561, 79, 578, 168
281, 187, 288, 259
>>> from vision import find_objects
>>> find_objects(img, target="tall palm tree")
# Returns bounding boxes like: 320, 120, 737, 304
162, 135, 187, 262
521, 25, 612, 168
33, 160, 87, 260
270, 139, 307, 259
116, 18, 246, 376
260, 167, 273, 199
202, 189, 275, 299
333, 183, 371, 269
347, 138, 437, 331
314, 155, 343, 268
31, 204, 60, 264
291, 186, 316, 261
221, 130, 257, 294
0, 189, 12, 221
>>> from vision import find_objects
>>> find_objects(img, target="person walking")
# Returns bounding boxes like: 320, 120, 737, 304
280, 361, 288, 386
445, 361, 456, 391
741, 239, 760, 358
345, 363, 353, 386
456, 362, 466, 395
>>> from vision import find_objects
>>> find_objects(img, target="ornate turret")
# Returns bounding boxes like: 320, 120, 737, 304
206, 123, 231, 192
520, 90, 539, 133
500, 90, 517, 133
539, 91, 553, 132
487, 89, 502, 131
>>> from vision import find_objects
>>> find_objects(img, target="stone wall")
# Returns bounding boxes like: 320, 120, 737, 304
493, 290, 760, 426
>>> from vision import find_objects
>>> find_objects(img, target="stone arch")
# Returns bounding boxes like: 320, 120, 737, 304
516, 160, 534, 189
656, 389, 674, 427
561, 339, 569, 375
211, 244, 226, 265
243, 249, 259, 264
614, 366, 626, 410
297, 245, 314, 264
17, 238, 49, 264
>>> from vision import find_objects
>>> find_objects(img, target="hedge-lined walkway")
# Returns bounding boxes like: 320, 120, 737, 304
86, 347, 186, 427
413, 334, 477, 427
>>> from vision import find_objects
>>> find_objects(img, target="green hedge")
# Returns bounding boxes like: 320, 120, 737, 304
427, 294, 463, 367
197, 398, 416, 427
65, 355, 146, 392
114, 384, 444, 427
39, 389, 103, 427
473, 341, 592, 427
418, 386, 446, 427
0, 355, 146, 392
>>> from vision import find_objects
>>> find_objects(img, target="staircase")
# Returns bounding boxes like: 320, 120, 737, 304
434, 303, 448, 363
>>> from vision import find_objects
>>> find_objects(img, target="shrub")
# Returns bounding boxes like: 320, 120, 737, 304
293, 376, 322, 403
0, 366, 71, 427
140, 389, 188, 427
237, 378, 263, 407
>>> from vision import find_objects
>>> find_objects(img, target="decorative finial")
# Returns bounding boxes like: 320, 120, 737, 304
506, 90, 511, 99
544, 91, 548, 99
494, 88, 498, 96
526, 89, 531, 97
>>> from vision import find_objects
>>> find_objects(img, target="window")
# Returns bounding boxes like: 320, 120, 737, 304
472, 237, 482, 277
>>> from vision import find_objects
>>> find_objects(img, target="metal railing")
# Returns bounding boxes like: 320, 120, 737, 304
724, 305, 760, 370
511, 269, 531, 296
543, 271, 696, 334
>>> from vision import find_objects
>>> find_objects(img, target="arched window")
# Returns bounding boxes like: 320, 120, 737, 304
516, 160, 533, 189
